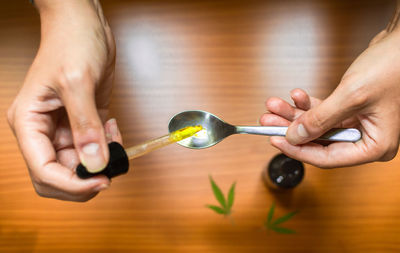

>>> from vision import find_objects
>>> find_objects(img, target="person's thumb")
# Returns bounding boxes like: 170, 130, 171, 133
285, 89, 362, 145
58, 76, 109, 173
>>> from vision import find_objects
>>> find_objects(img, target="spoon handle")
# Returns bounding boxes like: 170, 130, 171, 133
235, 126, 361, 142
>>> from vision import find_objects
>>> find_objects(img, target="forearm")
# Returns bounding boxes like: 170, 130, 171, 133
33, 0, 96, 14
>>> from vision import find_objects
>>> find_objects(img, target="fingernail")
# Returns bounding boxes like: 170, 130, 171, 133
270, 136, 284, 147
287, 124, 309, 145
81, 143, 106, 173
109, 119, 118, 137
106, 133, 112, 140
297, 124, 309, 138
95, 183, 109, 192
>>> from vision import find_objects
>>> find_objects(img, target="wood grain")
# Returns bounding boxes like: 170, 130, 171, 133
0, 0, 399, 252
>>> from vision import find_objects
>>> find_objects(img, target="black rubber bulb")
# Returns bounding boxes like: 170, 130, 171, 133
76, 142, 129, 179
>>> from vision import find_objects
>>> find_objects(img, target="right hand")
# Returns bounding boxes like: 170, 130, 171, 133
260, 28, 400, 168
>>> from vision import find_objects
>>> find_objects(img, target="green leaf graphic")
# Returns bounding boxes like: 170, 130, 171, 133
264, 203, 297, 234
209, 175, 226, 208
270, 226, 296, 234
267, 202, 275, 225
272, 211, 298, 226
206, 205, 226, 215
227, 182, 236, 210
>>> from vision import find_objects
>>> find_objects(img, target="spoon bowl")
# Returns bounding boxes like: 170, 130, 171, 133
168, 110, 235, 149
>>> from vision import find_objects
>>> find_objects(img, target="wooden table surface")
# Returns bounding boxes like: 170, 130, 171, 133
1, 0, 400, 252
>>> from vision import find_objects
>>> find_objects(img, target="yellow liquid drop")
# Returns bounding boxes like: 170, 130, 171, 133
169, 125, 203, 142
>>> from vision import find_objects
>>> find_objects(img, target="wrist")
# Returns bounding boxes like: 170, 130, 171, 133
35, 0, 96, 17
37, 0, 106, 38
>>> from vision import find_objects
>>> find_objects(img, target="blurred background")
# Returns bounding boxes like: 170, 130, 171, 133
1, 0, 400, 252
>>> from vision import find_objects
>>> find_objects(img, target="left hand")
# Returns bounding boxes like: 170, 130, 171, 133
7, 0, 122, 201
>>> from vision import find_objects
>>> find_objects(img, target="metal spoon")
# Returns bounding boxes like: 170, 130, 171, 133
168, 110, 361, 149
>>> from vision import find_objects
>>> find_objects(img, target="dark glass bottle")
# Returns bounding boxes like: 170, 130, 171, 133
263, 153, 304, 190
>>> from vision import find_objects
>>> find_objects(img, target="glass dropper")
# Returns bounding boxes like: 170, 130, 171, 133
76, 125, 203, 179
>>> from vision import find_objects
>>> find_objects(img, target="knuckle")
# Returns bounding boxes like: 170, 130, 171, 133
57, 68, 93, 93
30, 167, 54, 190
369, 147, 384, 161
379, 142, 399, 162
347, 90, 369, 110
265, 97, 282, 110
368, 138, 397, 162
339, 72, 359, 87
28, 166, 97, 201
304, 110, 326, 133
339, 76, 370, 109
75, 117, 102, 135
32, 182, 49, 198
32, 175, 96, 202
380, 152, 397, 162
6, 106, 15, 126
30, 172, 46, 189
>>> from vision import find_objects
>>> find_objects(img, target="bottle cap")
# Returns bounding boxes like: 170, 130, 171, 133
265, 153, 304, 189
